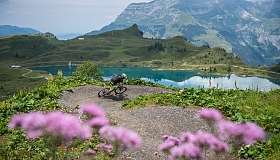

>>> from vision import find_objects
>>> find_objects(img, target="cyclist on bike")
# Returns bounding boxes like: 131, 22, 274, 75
98, 73, 128, 97
110, 73, 128, 86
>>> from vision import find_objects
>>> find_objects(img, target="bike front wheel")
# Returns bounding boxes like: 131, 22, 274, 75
114, 86, 127, 95
98, 88, 110, 97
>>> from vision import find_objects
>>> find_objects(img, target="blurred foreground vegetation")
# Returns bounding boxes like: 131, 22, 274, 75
123, 88, 280, 159
0, 62, 109, 159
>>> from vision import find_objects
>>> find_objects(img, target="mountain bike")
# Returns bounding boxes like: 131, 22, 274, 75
98, 83, 127, 97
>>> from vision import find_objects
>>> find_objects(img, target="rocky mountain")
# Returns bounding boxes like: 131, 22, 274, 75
88, 0, 280, 65
0, 25, 40, 37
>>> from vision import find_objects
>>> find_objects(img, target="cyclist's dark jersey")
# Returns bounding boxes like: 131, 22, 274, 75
111, 75, 125, 85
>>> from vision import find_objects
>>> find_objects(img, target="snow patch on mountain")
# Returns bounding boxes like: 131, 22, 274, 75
240, 10, 260, 21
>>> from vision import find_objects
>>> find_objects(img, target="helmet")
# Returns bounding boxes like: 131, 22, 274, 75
121, 73, 128, 79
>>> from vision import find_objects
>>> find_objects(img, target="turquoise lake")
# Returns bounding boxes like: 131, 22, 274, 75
31, 66, 280, 91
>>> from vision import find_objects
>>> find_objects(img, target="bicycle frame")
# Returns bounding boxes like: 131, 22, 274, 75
107, 83, 124, 94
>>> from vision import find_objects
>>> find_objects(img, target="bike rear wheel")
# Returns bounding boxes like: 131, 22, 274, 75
114, 86, 127, 95
98, 88, 110, 97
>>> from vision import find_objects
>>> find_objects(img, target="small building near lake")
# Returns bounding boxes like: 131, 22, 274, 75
10, 65, 22, 68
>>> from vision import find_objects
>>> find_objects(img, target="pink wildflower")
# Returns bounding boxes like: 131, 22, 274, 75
169, 145, 184, 159
200, 135, 228, 152
179, 132, 197, 143
9, 112, 46, 139
218, 120, 243, 139
198, 108, 223, 122
170, 143, 201, 159
209, 138, 229, 153
21, 112, 46, 131
240, 122, 266, 145
80, 125, 93, 140
159, 135, 180, 152
159, 141, 178, 152
99, 126, 142, 150
10, 111, 92, 140
117, 127, 142, 149
166, 136, 180, 144
80, 103, 105, 118
45, 112, 92, 141
195, 131, 229, 153
125, 133, 142, 149
218, 121, 265, 145
27, 129, 44, 139
8, 114, 24, 129
86, 116, 110, 129
9, 111, 93, 141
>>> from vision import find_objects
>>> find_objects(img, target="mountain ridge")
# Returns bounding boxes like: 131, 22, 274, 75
87, 0, 280, 66
0, 24, 243, 69
0, 25, 40, 37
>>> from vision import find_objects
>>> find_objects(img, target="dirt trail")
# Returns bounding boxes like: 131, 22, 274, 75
59, 85, 233, 160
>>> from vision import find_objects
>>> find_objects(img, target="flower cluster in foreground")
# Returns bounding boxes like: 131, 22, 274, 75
9, 103, 265, 159
198, 108, 266, 145
9, 111, 92, 141
81, 103, 110, 129
9, 103, 142, 158
160, 131, 228, 159
99, 126, 142, 150
159, 108, 266, 160
81, 103, 141, 152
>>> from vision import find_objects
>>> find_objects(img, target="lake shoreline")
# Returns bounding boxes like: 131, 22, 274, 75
153, 65, 280, 80
20, 60, 280, 80
31, 65, 280, 92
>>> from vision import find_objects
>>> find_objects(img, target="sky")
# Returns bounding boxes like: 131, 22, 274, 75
0, 0, 152, 35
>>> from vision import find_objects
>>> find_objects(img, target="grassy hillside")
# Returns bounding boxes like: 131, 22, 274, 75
270, 63, 280, 73
0, 64, 45, 100
0, 24, 243, 68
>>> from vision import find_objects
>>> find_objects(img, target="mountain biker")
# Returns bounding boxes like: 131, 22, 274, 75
98, 73, 128, 97
110, 73, 128, 86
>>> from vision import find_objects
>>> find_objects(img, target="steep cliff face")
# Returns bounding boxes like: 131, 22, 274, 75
88, 0, 280, 65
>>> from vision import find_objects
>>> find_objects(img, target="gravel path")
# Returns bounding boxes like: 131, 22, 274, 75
59, 85, 235, 160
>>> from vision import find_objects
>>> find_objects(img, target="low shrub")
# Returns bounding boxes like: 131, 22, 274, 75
73, 61, 102, 80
